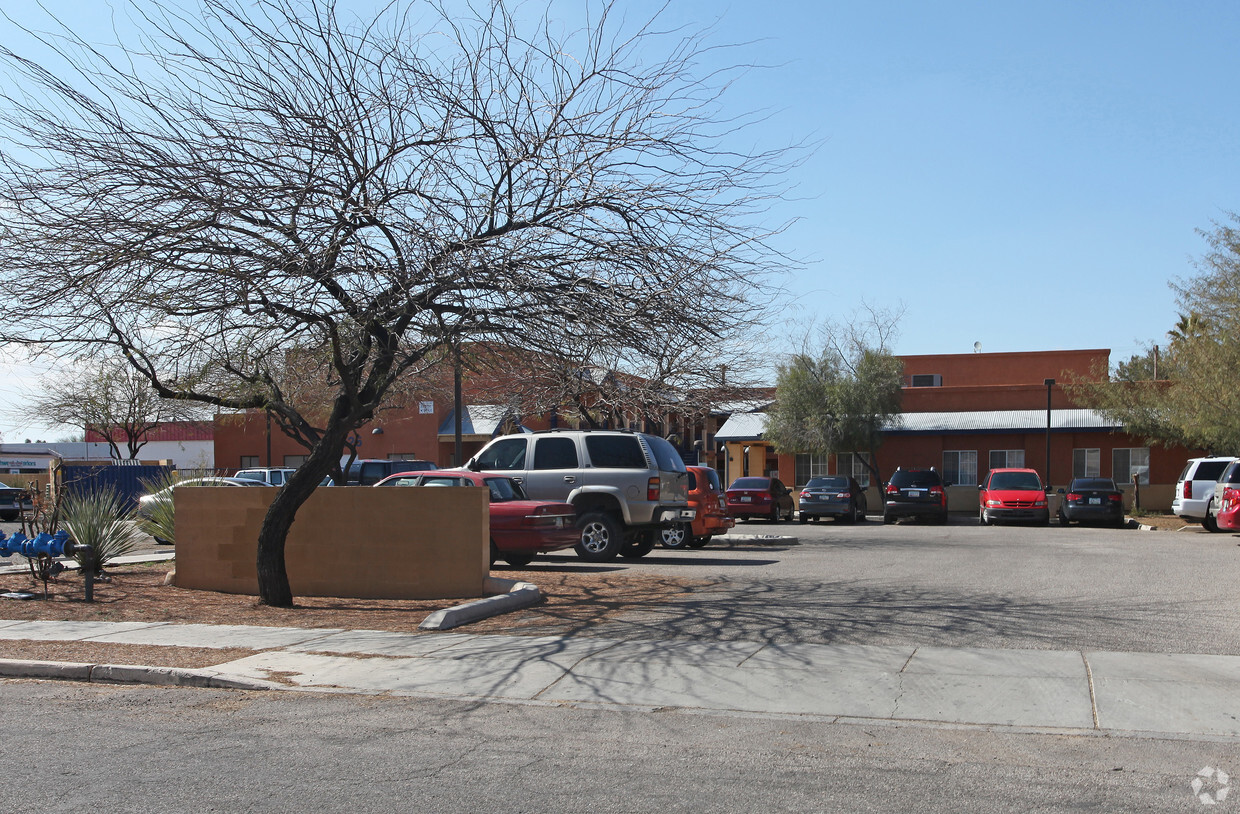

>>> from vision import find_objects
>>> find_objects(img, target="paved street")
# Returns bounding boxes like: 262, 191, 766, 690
527, 517, 1240, 656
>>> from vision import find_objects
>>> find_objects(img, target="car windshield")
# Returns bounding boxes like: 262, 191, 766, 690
1071, 478, 1118, 491
990, 471, 1042, 491
890, 471, 940, 487
806, 477, 848, 489
730, 477, 769, 489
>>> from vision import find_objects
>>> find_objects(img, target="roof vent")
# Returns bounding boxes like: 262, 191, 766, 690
909, 374, 943, 387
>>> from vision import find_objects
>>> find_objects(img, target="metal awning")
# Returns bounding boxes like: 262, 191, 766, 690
436, 405, 531, 439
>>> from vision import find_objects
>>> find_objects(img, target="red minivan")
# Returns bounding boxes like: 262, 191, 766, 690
979, 468, 1050, 526
660, 465, 735, 548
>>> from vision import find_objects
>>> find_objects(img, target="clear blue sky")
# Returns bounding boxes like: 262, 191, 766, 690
3, 0, 1238, 440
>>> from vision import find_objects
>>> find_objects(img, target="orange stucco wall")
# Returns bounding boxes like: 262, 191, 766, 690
174, 487, 489, 599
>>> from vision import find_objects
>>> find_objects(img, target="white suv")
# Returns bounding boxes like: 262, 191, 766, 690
467, 429, 694, 562
1172, 456, 1237, 531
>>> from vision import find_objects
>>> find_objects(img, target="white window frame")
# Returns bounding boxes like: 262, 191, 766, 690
794, 453, 831, 487
942, 450, 978, 486
989, 449, 1025, 470
1072, 448, 1100, 478
1113, 447, 1150, 486
836, 452, 871, 488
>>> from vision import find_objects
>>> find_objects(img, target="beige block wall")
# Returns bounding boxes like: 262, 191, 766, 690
175, 487, 489, 600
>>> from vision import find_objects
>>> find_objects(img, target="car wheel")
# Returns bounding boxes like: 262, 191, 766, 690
798, 513, 808, 524
1058, 509, 1070, 526
503, 552, 535, 567
978, 509, 988, 526
848, 503, 860, 524
1205, 501, 1221, 532
882, 512, 893, 525
769, 504, 780, 524
619, 534, 656, 559
659, 522, 691, 549
687, 535, 711, 549
575, 512, 624, 562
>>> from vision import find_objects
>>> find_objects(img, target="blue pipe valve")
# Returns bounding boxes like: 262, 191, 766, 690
0, 530, 71, 559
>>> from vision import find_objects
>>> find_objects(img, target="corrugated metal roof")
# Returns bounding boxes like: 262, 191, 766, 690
84, 421, 214, 442
714, 412, 769, 441
885, 409, 1120, 434
714, 408, 1120, 442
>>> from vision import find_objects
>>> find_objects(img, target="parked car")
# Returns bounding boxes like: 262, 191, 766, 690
1173, 455, 1237, 532
659, 465, 734, 548
467, 429, 693, 562
235, 467, 297, 486
136, 476, 271, 542
883, 468, 948, 524
1212, 460, 1240, 532
725, 476, 795, 523
343, 458, 437, 486
1057, 477, 1125, 527
374, 469, 579, 567
236, 467, 335, 486
0, 484, 33, 522
979, 468, 1049, 525
799, 476, 867, 523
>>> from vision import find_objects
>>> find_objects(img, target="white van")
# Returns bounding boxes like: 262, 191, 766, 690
1172, 456, 1237, 531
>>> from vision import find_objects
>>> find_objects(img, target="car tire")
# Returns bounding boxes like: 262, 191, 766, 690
1205, 502, 1221, 532
847, 504, 859, 524
619, 535, 656, 559
769, 505, 780, 524
882, 512, 894, 525
503, 552, 536, 567
659, 522, 691, 549
575, 512, 624, 562
1058, 509, 1070, 526
799, 513, 809, 524
687, 535, 711, 549
978, 509, 988, 526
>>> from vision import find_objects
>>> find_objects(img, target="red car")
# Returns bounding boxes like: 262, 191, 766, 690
725, 476, 795, 523
374, 469, 578, 567
660, 465, 735, 548
979, 468, 1050, 526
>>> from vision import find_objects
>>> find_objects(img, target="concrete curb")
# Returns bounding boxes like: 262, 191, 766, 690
0, 658, 282, 691
418, 577, 542, 631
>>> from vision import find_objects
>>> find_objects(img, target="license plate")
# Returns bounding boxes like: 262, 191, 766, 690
908, 490, 922, 497
740, 496, 752, 503
1089, 497, 1101, 505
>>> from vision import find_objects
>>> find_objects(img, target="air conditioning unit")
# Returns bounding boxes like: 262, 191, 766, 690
908, 374, 943, 387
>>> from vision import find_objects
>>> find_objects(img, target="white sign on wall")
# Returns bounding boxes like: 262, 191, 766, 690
418, 401, 434, 414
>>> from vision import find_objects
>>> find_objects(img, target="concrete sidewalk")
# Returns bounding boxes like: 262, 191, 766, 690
2, 618, 1239, 739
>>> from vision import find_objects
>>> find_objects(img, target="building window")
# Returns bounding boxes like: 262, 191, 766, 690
283, 455, 307, 468
942, 450, 977, 486
1113, 447, 1150, 485
239, 455, 260, 469
836, 452, 871, 488
388, 453, 421, 461
1072, 448, 1100, 478
989, 449, 1025, 470
794, 453, 830, 486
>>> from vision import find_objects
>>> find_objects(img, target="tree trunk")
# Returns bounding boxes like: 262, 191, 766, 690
255, 420, 352, 607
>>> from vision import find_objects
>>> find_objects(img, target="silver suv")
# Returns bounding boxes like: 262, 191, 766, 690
1172, 455, 1236, 531
467, 429, 694, 562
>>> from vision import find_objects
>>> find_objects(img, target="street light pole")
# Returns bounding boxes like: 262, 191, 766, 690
1044, 378, 1055, 489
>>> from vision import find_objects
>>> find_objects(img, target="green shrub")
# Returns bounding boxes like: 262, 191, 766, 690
61, 486, 142, 572
137, 468, 182, 545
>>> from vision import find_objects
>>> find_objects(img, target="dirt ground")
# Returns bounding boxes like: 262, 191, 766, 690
0, 562, 707, 669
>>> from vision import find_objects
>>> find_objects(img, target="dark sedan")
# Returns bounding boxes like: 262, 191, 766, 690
798, 476, 867, 523
1058, 478, 1126, 527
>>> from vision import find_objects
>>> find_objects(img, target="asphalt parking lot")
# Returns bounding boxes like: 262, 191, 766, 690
536, 514, 1240, 656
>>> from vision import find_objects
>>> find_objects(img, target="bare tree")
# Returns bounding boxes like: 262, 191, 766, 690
0, 0, 793, 605
22, 357, 206, 459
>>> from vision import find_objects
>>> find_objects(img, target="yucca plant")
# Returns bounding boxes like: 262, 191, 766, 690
137, 468, 183, 546
61, 485, 142, 573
